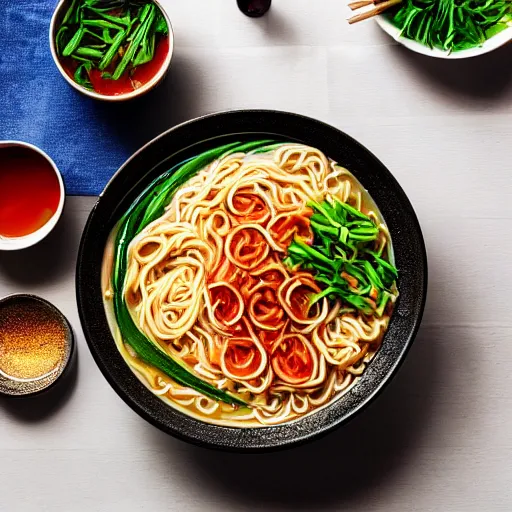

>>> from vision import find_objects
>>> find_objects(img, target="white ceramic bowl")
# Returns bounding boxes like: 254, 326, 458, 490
49, 0, 174, 101
0, 141, 65, 251
376, 15, 512, 59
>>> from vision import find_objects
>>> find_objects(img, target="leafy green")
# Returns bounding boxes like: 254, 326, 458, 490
55, 26, 69, 56
388, 0, 512, 52
73, 61, 93, 89
62, 26, 86, 56
75, 46, 104, 59
283, 197, 398, 317
62, 0, 80, 25
154, 12, 169, 35
99, 29, 127, 70
112, 4, 155, 79
55, 0, 169, 85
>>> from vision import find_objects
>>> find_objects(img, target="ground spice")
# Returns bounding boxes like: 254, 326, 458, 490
0, 298, 67, 380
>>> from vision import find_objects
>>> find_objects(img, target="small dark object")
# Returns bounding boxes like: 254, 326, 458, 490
237, 0, 272, 17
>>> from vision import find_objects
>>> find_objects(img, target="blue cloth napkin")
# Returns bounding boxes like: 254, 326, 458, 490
0, 1, 171, 195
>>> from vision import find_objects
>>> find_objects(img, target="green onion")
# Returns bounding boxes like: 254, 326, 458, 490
55, 26, 69, 56
86, 8, 132, 26
388, 0, 512, 52
75, 47, 104, 58
99, 29, 127, 70
74, 61, 93, 89
55, 0, 169, 86
112, 4, 155, 80
62, 0, 80, 25
62, 26, 86, 56
82, 19, 124, 30
284, 196, 398, 316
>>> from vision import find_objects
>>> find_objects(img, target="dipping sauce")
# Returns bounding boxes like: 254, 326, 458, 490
0, 147, 61, 238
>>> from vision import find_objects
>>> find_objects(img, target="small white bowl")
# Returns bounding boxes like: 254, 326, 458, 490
376, 15, 512, 59
0, 141, 65, 251
49, 0, 174, 101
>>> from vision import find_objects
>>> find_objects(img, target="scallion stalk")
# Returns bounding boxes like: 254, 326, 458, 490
284, 196, 398, 316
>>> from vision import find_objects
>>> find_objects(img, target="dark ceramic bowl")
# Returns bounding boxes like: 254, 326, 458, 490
77, 110, 427, 452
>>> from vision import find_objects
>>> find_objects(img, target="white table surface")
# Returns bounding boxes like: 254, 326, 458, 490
2, 1, 512, 510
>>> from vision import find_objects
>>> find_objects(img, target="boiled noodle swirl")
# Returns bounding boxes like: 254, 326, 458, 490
116, 143, 395, 427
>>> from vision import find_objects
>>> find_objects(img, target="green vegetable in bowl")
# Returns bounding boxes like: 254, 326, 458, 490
55, 0, 169, 92
388, 0, 512, 52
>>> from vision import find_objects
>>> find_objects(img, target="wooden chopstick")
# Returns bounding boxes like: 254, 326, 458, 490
348, 0, 402, 24
348, 1, 373, 11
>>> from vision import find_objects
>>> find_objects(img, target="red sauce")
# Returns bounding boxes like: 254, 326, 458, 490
269, 209, 313, 249
209, 284, 243, 326
0, 147, 61, 238
271, 335, 314, 385
224, 338, 263, 378
63, 37, 169, 97
231, 193, 269, 222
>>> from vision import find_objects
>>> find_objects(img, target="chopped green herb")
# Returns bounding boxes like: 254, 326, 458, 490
388, 0, 512, 52
283, 197, 398, 317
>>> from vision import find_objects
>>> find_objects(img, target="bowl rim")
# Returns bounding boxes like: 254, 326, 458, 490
49, 0, 174, 102
0, 141, 65, 251
375, 15, 512, 59
76, 109, 428, 452
0, 293, 76, 397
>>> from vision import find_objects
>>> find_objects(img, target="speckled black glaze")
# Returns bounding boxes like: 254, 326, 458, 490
76, 110, 427, 452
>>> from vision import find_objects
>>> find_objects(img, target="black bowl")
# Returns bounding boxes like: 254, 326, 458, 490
77, 110, 427, 452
